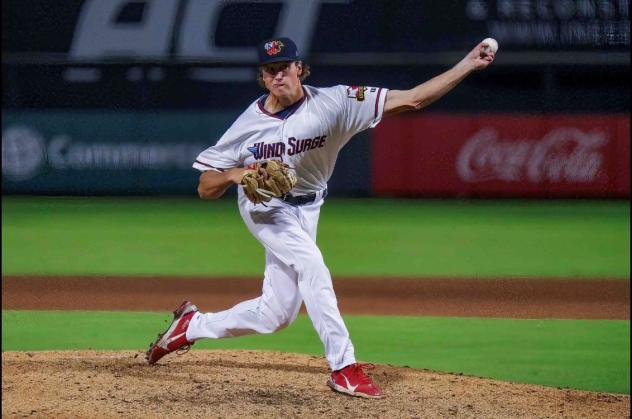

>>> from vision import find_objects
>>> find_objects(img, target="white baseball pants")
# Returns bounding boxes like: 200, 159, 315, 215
186, 189, 356, 371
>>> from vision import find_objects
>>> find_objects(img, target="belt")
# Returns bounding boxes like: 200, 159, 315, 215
280, 189, 328, 206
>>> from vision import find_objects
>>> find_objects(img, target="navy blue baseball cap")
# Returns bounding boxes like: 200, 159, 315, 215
258, 37, 300, 65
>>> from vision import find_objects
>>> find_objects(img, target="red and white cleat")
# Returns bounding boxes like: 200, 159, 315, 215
327, 363, 383, 399
146, 300, 198, 365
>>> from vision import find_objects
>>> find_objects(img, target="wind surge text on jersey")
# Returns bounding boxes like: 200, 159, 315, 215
247, 135, 328, 160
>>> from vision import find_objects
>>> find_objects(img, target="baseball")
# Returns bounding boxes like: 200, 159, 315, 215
481, 37, 498, 54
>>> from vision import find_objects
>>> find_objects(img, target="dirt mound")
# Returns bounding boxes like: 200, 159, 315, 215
2, 350, 629, 418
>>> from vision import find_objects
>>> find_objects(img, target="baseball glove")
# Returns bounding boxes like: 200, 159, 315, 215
241, 160, 297, 204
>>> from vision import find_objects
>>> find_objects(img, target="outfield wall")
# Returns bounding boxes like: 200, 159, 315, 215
2, 111, 629, 198
3, 0, 629, 198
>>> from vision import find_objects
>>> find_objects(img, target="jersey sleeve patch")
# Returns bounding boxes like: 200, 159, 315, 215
346, 86, 367, 101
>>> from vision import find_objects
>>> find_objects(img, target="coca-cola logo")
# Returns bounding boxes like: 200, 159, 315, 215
457, 127, 607, 183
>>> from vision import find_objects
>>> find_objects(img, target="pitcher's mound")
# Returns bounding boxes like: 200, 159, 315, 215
2, 350, 629, 418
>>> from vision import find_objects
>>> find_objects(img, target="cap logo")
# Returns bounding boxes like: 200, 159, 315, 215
264, 40, 284, 56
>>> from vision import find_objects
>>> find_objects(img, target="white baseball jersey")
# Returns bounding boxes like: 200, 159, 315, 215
187, 84, 388, 372
193, 84, 388, 195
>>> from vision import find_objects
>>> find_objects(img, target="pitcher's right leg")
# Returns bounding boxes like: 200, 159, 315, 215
186, 251, 302, 340
238, 199, 356, 371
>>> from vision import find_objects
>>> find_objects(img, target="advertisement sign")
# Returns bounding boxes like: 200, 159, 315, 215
1, 111, 235, 194
5, 0, 628, 57
372, 114, 630, 198
3, 0, 628, 92
1, 111, 372, 195
3, 0, 628, 110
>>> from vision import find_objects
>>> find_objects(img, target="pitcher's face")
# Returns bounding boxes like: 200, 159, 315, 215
260, 61, 303, 97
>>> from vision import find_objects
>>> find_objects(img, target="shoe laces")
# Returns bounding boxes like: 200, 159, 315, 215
347, 363, 376, 385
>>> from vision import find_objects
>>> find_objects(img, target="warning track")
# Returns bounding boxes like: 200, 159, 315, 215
2, 275, 629, 319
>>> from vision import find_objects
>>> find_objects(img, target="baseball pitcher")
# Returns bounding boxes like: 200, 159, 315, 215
147, 37, 495, 398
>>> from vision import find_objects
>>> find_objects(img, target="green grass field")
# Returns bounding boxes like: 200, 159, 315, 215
2, 311, 629, 394
2, 197, 629, 277
2, 197, 630, 394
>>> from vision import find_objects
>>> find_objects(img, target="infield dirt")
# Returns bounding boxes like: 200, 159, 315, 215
2, 275, 630, 418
